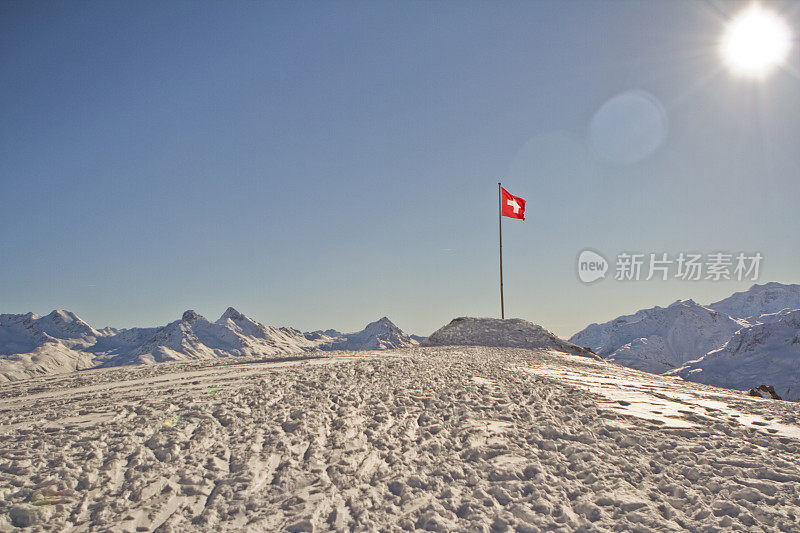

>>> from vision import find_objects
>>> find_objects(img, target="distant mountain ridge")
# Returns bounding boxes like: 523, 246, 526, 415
571, 282, 800, 400
708, 282, 800, 322
0, 309, 418, 382
669, 309, 800, 401
305, 317, 417, 351
570, 300, 746, 374
6, 282, 800, 396
0, 310, 100, 356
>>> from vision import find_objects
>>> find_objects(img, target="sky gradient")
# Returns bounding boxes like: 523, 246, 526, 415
2, 1, 800, 337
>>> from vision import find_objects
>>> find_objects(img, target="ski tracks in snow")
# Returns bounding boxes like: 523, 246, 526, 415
0, 347, 800, 531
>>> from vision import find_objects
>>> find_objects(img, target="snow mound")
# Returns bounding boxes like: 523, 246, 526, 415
570, 300, 745, 373
708, 282, 800, 322
669, 309, 800, 401
423, 317, 599, 358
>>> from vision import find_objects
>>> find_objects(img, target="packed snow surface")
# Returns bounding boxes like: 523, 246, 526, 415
424, 317, 599, 359
3, 346, 799, 531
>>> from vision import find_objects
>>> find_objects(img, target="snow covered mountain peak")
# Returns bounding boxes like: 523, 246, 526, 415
299, 317, 416, 351
324, 316, 417, 351
570, 300, 744, 373
0, 308, 419, 380
214, 308, 274, 339
671, 309, 800, 400
361, 316, 400, 334
36, 309, 99, 339
763, 281, 792, 288
48, 309, 80, 321
708, 282, 800, 321
219, 307, 245, 322
181, 310, 204, 322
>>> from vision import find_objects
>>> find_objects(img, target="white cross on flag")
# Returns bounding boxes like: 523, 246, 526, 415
500, 187, 526, 220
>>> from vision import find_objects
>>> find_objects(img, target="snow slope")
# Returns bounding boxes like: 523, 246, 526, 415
670, 309, 800, 401
1, 346, 799, 531
0, 343, 98, 382
424, 317, 600, 359
0, 311, 102, 381
569, 300, 745, 373
708, 282, 800, 322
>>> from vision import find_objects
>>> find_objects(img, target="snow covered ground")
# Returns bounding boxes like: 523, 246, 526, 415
2, 346, 800, 532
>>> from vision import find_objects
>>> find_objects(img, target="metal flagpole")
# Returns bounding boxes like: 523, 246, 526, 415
498, 182, 504, 320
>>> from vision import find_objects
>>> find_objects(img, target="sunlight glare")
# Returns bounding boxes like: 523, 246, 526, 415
721, 5, 792, 77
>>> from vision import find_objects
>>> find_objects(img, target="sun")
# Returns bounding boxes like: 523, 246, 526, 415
721, 4, 792, 77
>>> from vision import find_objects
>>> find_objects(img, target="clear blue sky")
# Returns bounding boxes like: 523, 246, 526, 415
2, 1, 799, 337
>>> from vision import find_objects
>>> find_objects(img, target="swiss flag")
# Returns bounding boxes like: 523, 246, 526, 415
501, 187, 526, 220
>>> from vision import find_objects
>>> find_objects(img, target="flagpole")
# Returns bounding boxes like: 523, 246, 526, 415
498, 182, 504, 320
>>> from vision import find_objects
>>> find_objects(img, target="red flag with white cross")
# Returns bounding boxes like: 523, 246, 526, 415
500, 187, 525, 220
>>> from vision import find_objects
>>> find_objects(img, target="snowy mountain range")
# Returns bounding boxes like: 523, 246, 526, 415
5, 282, 800, 400
571, 282, 800, 399
0, 309, 417, 382
570, 300, 747, 374
304, 316, 417, 351
669, 309, 800, 401
708, 281, 800, 322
